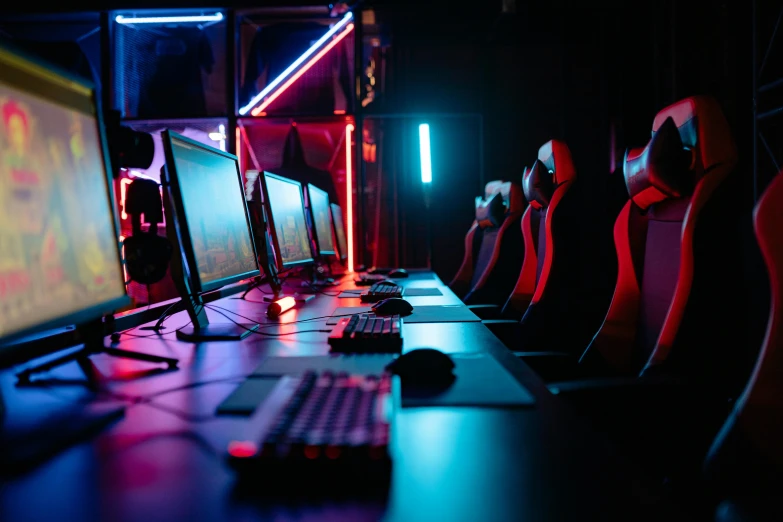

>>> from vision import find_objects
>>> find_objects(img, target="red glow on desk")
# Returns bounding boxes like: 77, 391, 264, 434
228, 441, 258, 458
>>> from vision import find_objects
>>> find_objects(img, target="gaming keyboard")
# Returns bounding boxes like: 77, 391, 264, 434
360, 281, 404, 302
328, 313, 403, 353
355, 274, 394, 286
227, 370, 391, 483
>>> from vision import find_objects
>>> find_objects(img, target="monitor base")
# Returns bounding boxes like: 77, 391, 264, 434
175, 323, 259, 342
16, 345, 178, 387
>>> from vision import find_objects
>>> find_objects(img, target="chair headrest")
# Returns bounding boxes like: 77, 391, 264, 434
538, 140, 576, 185
652, 95, 736, 173
624, 116, 694, 210
523, 160, 555, 210
475, 180, 524, 228
476, 192, 505, 228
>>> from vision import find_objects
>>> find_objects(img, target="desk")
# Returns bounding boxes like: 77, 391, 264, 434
0, 272, 689, 522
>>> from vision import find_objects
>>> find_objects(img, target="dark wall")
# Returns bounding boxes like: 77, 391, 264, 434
375, 0, 754, 290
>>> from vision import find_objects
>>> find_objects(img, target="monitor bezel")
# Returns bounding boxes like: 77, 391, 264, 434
305, 183, 337, 257
330, 202, 349, 262
259, 171, 316, 270
161, 131, 261, 294
0, 43, 130, 354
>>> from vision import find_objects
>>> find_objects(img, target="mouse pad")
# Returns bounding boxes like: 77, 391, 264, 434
400, 353, 535, 408
337, 288, 444, 298
216, 377, 281, 415
326, 305, 481, 324
250, 354, 396, 378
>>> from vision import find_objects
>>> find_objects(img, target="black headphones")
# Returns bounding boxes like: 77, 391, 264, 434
122, 178, 172, 285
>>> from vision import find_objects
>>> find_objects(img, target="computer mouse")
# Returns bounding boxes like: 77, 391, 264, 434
376, 279, 399, 287
386, 348, 456, 390
372, 297, 413, 316
388, 268, 409, 278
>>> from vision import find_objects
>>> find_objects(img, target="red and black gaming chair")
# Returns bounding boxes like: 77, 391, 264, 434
576, 95, 744, 385
487, 140, 582, 347
449, 181, 526, 306
703, 172, 783, 522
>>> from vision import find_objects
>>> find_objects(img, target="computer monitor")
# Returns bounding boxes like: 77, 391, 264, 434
305, 184, 336, 257
259, 172, 315, 271
161, 131, 261, 341
0, 44, 129, 364
330, 203, 349, 263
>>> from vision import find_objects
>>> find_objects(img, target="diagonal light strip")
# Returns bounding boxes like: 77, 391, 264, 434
239, 11, 354, 115
250, 24, 354, 116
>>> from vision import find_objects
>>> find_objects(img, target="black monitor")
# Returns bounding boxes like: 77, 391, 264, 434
259, 171, 315, 271
305, 184, 336, 257
330, 203, 349, 263
0, 45, 129, 364
161, 131, 261, 341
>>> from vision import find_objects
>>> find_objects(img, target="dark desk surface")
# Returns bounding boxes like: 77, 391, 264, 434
0, 271, 689, 522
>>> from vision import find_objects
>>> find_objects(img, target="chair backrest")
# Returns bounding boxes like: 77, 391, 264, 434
449, 180, 525, 304
581, 96, 739, 375
503, 140, 579, 341
703, 171, 783, 506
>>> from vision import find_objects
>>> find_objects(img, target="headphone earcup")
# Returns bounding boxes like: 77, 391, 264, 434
124, 234, 172, 285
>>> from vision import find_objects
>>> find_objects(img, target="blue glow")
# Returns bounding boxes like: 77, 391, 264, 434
115, 13, 223, 24
419, 124, 432, 184
238, 12, 354, 115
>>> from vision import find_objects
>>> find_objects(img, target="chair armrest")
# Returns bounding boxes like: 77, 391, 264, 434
468, 304, 501, 320
482, 319, 520, 348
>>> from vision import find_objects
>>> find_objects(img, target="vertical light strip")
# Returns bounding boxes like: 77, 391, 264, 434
235, 126, 242, 173
345, 123, 355, 273
239, 12, 353, 115
249, 24, 354, 116
419, 124, 432, 183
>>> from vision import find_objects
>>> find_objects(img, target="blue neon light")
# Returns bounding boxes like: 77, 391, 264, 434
238, 11, 354, 115
115, 13, 224, 24
419, 124, 432, 184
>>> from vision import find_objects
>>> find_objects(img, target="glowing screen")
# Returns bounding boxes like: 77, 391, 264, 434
330, 203, 348, 261
307, 184, 335, 255
264, 173, 313, 267
169, 137, 258, 287
0, 49, 126, 340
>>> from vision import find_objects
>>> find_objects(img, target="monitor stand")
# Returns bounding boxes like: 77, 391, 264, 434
15, 318, 178, 386
175, 290, 259, 342
298, 264, 337, 294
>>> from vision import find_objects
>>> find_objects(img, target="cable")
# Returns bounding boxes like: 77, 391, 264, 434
204, 305, 331, 336
205, 303, 354, 328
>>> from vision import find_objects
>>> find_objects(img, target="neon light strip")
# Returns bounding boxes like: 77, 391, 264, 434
240, 12, 354, 115
419, 124, 432, 183
345, 123, 355, 272
250, 23, 354, 116
115, 13, 223, 24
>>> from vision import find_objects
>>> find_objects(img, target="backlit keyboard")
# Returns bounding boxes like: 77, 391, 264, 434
328, 313, 403, 353
227, 370, 391, 482
360, 282, 404, 302
355, 274, 392, 286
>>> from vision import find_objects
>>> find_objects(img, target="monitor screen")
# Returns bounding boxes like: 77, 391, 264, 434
262, 172, 314, 269
330, 203, 348, 261
307, 184, 335, 256
0, 46, 127, 345
165, 134, 259, 292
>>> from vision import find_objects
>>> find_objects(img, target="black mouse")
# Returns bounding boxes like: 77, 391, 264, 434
386, 348, 456, 390
372, 297, 413, 316
377, 279, 398, 287
388, 268, 408, 278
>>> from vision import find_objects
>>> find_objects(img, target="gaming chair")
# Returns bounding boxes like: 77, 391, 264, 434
449, 181, 526, 306
499, 140, 581, 345
703, 172, 783, 522
578, 96, 744, 386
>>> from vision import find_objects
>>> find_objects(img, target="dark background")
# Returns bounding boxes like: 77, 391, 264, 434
0, 0, 770, 288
